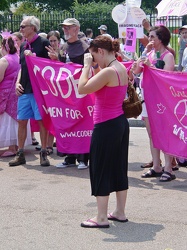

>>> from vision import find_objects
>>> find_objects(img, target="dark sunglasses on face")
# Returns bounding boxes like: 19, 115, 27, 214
20, 25, 31, 29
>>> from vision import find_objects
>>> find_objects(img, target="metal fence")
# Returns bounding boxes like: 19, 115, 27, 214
0, 12, 184, 62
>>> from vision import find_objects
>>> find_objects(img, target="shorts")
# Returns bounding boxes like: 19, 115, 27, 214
17, 93, 42, 120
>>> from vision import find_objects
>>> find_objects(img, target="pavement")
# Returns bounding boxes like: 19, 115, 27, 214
0, 123, 187, 250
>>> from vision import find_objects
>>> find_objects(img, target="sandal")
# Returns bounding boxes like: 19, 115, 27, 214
172, 166, 179, 171
140, 161, 153, 168
32, 138, 39, 146
159, 171, 176, 182
141, 168, 163, 178
46, 146, 53, 155
35, 145, 41, 151
1, 151, 16, 157
141, 160, 162, 168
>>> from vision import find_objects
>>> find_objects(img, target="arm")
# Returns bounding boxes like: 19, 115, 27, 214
139, 35, 149, 48
178, 36, 182, 46
78, 53, 112, 94
132, 41, 154, 74
15, 69, 24, 96
0, 58, 8, 82
163, 53, 175, 71
181, 48, 187, 71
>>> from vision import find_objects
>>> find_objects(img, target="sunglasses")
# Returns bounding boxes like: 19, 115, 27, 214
62, 25, 76, 31
20, 25, 31, 29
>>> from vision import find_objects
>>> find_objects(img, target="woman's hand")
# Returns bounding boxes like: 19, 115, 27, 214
139, 57, 151, 67
84, 53, 93, 68
24, 50, 36, 56
45, 46, 58, 60
145, 41, 154, 53
16, 83, 24, 96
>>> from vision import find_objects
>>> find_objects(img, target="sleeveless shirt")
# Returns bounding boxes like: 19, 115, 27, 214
93, 68, 127, 124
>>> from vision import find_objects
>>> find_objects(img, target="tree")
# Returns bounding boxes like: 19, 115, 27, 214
141, 0, 161, 14
0, 0, 17, 11
18, 0, 121, 12
13, 2, 40, 15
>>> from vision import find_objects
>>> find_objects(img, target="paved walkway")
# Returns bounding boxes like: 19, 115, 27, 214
0, 127, 187, 250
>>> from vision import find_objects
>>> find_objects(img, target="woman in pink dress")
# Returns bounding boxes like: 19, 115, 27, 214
0, 36, 31, 157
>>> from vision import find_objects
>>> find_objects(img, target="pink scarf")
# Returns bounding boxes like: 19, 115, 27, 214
24, 34, 39, 50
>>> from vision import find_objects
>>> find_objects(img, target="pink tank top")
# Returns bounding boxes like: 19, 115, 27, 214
93, 68, 127, 124
0, 53, 20, 120
148, 49, 171, 65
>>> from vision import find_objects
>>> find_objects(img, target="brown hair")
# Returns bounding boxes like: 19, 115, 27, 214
2, 37, 17, 54
13, 32, 23, 41
47, 30, 60, 41
149, 26, 171, 46
89, 35, 117, 53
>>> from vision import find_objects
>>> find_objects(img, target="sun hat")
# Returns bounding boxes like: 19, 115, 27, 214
98, 25, 107, 31
59, 18, 80, 27
179, 25, 187, 31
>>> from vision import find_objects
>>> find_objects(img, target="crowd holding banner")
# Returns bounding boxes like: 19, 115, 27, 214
26, 56, 187, 158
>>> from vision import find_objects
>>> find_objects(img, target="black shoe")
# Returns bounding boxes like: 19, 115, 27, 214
40, 150, 50, 167
9, 151, 26, 167
35, 145, 41, 151
32, 138, 39, 145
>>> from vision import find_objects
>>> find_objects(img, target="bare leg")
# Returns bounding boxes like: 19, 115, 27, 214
164, 153, 173, 173
31, 132, 34, 139
38, 120, 47, 149
81, 196, 109, 226
109, 190, 128, 220
95, 196, 109, 223
47, 132, 54, 148
144, 117, 162, 172
18, 120, 28, 149
8, 145, 18, 154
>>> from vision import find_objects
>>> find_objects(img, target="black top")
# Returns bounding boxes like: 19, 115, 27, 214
61, 39, 89, 65
20, 36, 50, 93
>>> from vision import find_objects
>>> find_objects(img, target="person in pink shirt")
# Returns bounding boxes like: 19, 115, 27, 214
78, 35, 129, 228
0, 36, 31, 157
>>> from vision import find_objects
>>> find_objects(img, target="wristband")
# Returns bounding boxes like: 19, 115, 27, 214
92, 63, 98, 69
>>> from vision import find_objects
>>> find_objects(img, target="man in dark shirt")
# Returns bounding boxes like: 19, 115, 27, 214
56, 18, 89, 169
9, 16, 50, 167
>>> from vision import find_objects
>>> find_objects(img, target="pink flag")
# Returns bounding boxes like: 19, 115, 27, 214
26, 56, 94, 154
26, 57, 132, 154
143, 66, 187, 158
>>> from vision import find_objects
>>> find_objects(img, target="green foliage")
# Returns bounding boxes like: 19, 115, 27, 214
141, 0, 161, 14
0, 0, 17, 11
0, 0, 9, 11
70, 0, 119, 37
72, 0, 117, 14
20, 0, 73, 12
14, 2, 40, 15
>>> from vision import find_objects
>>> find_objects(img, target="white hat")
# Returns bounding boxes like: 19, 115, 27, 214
179, 25, 187, 31
59, 18, 80, 27
98, 25, 107, 31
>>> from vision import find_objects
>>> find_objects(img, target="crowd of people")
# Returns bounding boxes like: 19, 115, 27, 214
0, 15, 187, 228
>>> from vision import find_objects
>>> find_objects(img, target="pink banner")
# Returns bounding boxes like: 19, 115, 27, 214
143, 65, 187, 158
26, 57, 132, 154
26, 56, 94, 154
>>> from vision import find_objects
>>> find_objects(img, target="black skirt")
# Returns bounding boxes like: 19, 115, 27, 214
89, 115, 129, 196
